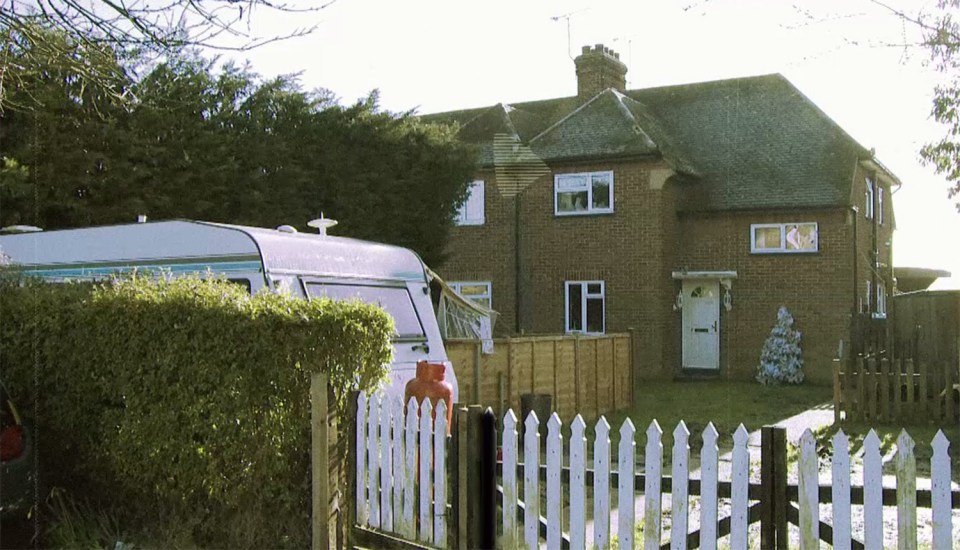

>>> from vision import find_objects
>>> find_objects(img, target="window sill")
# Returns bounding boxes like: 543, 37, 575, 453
554, 210, 614, 218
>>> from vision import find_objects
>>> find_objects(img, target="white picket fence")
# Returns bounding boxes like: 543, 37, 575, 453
354, 393, 449, 547
353, 392, 957, 549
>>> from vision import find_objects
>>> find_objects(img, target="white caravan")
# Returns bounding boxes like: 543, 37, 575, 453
0, 220, 457, 400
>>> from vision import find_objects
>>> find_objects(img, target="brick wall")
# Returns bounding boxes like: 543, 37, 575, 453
440, 159, 888, 386
675, 208, 855, 384
440, 159, 678, 379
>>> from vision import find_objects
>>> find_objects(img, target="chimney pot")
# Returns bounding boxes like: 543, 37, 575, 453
574, 43, 628, 102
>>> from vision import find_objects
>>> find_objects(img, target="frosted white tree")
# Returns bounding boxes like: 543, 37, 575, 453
756, 306, 805, 385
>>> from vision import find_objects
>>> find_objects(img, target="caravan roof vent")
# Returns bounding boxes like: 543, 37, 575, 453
0, 225, 43, 234
307, 216, 338, 236
275, 225, 298, 234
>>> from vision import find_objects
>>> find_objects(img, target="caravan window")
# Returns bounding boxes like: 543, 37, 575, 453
305, 283, 425, 340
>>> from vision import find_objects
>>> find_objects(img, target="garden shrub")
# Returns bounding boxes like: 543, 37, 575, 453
756, 306, 805, 385
0, 273, 393, 548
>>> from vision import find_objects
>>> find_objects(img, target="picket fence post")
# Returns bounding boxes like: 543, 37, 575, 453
502, 410, 519, 550
417, 399, 433, 544
730, 425, 749, 550
863, 429, 883, 550
930, 430, 952, 550
619, 419, 637, 550
546, 414, 564, 549
594, 417, 612, 550
642, 420, 662, 550
434, 400, 449, 547
700, 423, 719, 550
402, 398, 417, 539
831, 430, 851, 550
570, 415, 587, 550
366, 394, 380, 529
896, 430, 917, 550
671, 421, 690, 550
524, 412, 540, 550
354, 392, 367, 527
379, 396, 393, 532
798, 429, 819, 549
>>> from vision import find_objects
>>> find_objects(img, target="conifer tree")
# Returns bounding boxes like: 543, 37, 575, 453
756, 306, 805, 385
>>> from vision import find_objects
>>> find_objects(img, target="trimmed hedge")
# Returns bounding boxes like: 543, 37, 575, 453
0, 274, 393, 548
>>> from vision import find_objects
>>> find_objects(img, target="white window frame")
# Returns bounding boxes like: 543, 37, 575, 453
564, 280, 605, 334
865, 280, 872, 313
750, 222, 819, 254
865, 177, 875, 220
448, 281, 492, 308
455, 180, 485, 226
554, 171, 614, 216
874, 282, 887, 318
878, 185, 884, 225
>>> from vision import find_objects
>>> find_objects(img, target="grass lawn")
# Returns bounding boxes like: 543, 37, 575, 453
603, 380, 833, 448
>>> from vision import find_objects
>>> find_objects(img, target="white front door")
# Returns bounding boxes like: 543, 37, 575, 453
682, 280, 720, 370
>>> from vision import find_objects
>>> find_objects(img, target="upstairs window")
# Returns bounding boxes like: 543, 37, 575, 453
750, 223, 818, 253
878, 185, 884, 225
865, 177, 875, 219
448, 281, 492, 309
565, 281, 605, 334
555, 171, 613, 215
455, 180, 485, 226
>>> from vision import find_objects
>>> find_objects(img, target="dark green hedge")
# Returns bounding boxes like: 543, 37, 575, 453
0, 274, 393, 548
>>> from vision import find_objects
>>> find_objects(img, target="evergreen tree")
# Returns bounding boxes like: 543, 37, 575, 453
756, 306, 805, 385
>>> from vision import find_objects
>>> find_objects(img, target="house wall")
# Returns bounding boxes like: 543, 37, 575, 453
675, 208, 855, 384
441, 159, 680, 380
441, 161, 888, 386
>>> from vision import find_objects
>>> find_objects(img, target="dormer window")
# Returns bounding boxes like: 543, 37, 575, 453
554, 171, 614, 215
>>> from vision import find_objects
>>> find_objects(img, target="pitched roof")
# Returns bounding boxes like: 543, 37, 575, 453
422, 74, 879, 211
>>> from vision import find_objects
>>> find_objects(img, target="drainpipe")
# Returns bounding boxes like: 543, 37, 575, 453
851, 205, 859, 355
514, 195, 522, 334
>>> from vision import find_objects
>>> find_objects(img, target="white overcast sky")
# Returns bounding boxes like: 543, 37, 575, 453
233, 0, 960, 289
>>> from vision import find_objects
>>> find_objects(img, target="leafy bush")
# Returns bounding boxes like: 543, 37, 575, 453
0, 273, 393, 548
756, 306, 805, 386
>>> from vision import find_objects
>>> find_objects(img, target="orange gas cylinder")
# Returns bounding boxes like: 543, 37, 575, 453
404, 360, 454, 432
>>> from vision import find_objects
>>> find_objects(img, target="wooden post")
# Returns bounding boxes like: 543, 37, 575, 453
574, 336, 582, 412
311, 373, 330, 550
773, 427, 788, 550
611, 336, 618, 412
594, 339, 601, 417
473, 341, 482, 404
453, 406, 468, 550
857, 357, 867, 420
464, 405, 484, 549
833, 360, 842, 424
894, 356, 903, 421
478, 408, 497, 549
906, 357, 916, 423
345, 390, 360, 549
919, 358, 929, 420
552, 339, 559, 414
880, 357, 890, 422
867, 359, 878, 422
629, 327, 638, 407
760, 426, 776, 549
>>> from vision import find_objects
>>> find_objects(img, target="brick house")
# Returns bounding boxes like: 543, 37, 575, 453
425, 45, 898, 384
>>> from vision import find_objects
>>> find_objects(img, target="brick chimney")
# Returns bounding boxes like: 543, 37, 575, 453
574, 44, 627, 102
